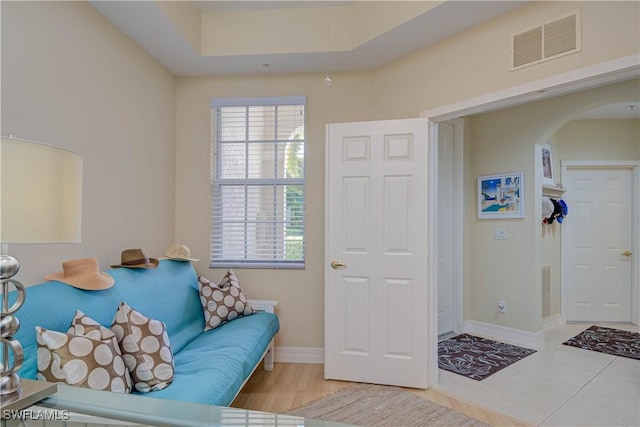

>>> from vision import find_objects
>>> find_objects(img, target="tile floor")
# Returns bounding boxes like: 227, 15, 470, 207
434, 323, 640, 426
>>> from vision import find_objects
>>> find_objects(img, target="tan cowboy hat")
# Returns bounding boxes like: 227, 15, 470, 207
111, 248, 159, 269
45, 258, 114, 290
158, 243, 199, 262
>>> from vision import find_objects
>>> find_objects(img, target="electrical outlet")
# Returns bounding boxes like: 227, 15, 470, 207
494, 228, 507, 240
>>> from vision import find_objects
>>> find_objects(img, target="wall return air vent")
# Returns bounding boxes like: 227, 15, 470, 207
511, 10, 581, 70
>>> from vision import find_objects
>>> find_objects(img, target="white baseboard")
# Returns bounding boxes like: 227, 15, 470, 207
275, 346, 324, 364
275, 321, 546, 363
461, 320, 544, 349
543, 314, 562, 331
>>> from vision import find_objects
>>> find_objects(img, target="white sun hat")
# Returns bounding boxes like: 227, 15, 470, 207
158, 243, 199, 262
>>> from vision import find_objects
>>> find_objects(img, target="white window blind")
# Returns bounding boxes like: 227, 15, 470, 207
210, 97, 306, 268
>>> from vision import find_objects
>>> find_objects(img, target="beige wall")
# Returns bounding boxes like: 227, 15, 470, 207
466, 79, 639, 332
554, 119, 640, 162
200, 2, 437, 57
177, 1, 639, 346
3, 0, 639, 349
369, 1, 640, 118
543, 118, 640, 317
1, 1, 177, 285
369, 0, 639, 334
175, 73, 371, 347
366, 0, 638, 333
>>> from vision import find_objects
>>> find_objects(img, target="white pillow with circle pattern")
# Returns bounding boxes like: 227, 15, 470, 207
110, 302, 175, 393
36, 324, 132, 394
198, 270, 255, 331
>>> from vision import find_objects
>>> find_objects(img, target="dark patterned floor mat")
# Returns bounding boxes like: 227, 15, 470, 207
563, 325, 640, 360
438, 334, 537, 381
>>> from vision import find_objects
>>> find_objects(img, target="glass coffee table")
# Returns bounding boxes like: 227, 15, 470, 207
1, 380, 351, 427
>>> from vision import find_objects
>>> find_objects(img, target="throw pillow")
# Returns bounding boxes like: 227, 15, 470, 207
198, 270, 255, 331
68, 309, 118, 343
110, 302, 175, 393
36, 325, 132, 393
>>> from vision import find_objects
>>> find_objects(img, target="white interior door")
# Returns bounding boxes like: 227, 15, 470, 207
437, 122, 454, 336
325, 118, 429, 388
565, 167, 633, 322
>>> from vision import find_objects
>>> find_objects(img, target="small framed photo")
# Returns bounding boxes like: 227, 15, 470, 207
541, 144, 554, 186
477, 172, 524, 219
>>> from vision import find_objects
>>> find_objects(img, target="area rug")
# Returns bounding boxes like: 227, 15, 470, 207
438, 334, 536, 381
286, 383, 488, 426
563, 325, 640, 360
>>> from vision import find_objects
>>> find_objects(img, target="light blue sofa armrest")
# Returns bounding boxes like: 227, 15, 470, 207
12, 282, 124, 380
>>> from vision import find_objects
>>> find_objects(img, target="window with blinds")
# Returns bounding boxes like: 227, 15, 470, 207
210, 97, 306, 268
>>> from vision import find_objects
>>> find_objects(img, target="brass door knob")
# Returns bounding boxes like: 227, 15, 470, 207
622, 250, 632, 257
330, 259, 346, 269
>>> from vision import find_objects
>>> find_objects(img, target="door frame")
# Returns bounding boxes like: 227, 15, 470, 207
451, 120, 465, 336
436, 118, 465, 337
423, 54, 639, 386
560, 160, 640, 324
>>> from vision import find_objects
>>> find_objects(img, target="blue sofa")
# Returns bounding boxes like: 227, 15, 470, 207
11, 260, 280, 406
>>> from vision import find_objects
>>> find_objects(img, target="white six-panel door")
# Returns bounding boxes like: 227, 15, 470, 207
565, 167, 633, 322
324, 118, 429, 388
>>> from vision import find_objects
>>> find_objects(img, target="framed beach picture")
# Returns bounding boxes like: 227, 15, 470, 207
477, 172, 524, 219
541, 144, 554, 186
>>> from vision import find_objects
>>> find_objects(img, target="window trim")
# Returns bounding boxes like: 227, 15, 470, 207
210, 96, 306, 269
210, 96, 306, 108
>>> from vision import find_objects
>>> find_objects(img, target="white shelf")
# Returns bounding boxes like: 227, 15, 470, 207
542, 184, 566, 198
247, 299, 278, 313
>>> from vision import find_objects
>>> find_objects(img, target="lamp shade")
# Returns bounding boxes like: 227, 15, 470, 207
0, 136, 82, 243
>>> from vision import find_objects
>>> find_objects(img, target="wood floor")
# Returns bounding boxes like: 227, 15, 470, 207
232, 362, 531, 426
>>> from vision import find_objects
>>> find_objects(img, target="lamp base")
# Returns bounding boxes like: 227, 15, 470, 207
1, 254, 25, 397
0, 372, 21, 395
0, 255, 20, 281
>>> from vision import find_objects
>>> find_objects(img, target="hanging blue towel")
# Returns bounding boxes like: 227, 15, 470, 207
556, 199, 568, 223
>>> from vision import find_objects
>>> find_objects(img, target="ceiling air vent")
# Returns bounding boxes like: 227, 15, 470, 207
511, 10, 581, 71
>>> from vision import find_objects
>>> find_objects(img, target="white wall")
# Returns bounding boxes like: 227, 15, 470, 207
1, 1, 177, 285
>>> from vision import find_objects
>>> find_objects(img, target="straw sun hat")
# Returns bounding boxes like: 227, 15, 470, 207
45, 258, 114, 290
158, 243, 199, 262
111, 248, 159, 269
